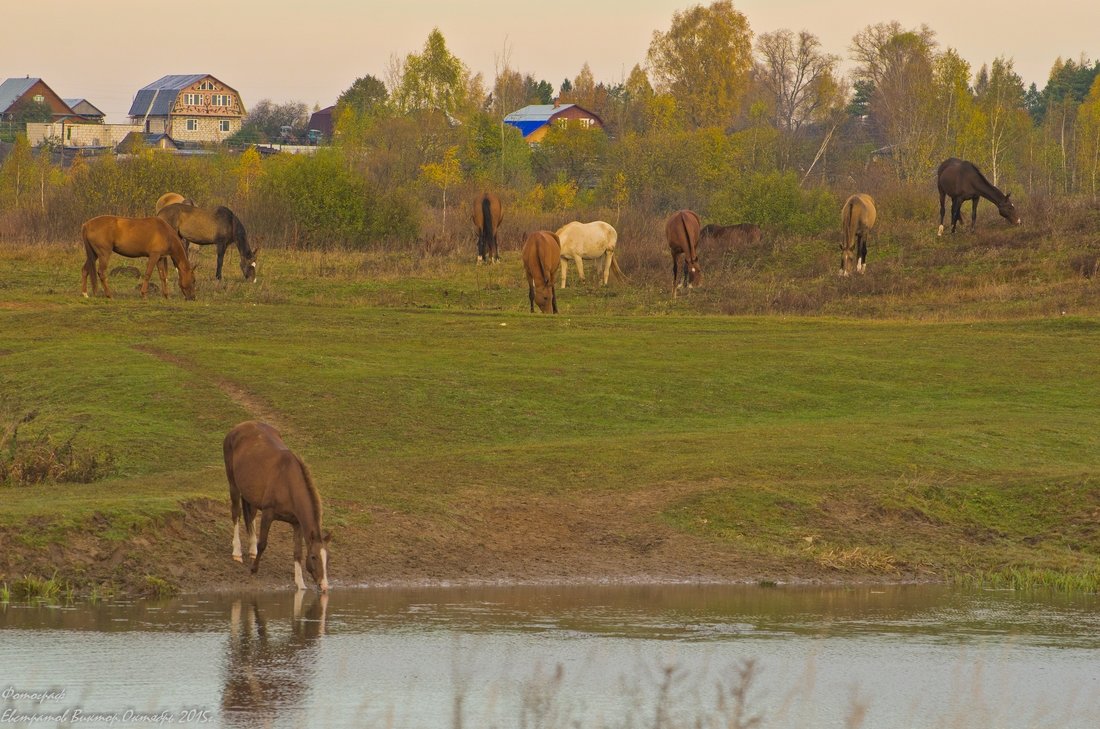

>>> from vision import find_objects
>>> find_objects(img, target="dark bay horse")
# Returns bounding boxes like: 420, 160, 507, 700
157, 203, 257, 281
840, 193, 877, 275
472, 192, 503, 264
666, 209, 702, 295
522, 231, 561, 313
699, 223, 762, 249
81, 215, 195, 300
224, 421, 331, 592
936, 158, 1020, 235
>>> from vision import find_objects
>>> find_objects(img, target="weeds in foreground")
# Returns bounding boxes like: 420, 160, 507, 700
141, 575, 179, 599
952, 567, 1100, 593
0, 409, 116, 486
4, 573, 73, 603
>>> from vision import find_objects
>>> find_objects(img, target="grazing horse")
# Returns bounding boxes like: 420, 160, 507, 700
936, 157, 1020, 235
840, 193, 876, 275
224, 421, 331, 592
554, 220, 626, 287
472, 192, 503, 264
81, 215, 195, 300
154, 192, 195, 215
522, 231, 561, 313
666, 209, 702, 294
699, 223, 762, 249
157, 203, 257, 281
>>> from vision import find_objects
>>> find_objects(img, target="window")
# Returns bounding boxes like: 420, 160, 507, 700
213, 94, 231, 106
578, 118, 593, 129
220, 120, 230, 133
186, 119, 197, 131
199, 81, 215, 90
33, 94, 44, 103
184, 93, 205, 106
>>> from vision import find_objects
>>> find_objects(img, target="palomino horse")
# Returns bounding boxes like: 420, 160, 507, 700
154, 192, 194, 215
472, 192, 503, 264
666, 209, 702, 294
81, 215, 196, 300
936, 157, 1020, 235
554, 220, 626, 288
840, 193, 876, 275
157, 203, 257, 281
224, 421, 331, 592
522, 231, 561, 313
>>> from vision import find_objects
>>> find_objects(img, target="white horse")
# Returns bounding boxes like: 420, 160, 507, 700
554, 220, 625, 288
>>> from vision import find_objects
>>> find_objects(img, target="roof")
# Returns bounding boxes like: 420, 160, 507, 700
64, 98, 105, 117
116, 131, 179, 152
503, 103, 603, 138
0, 77, 40, 113
128, 74, 234, 117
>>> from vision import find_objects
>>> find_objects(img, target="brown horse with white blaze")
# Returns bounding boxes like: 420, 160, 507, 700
472, 192, 503, 263
224, 421, 331, 592
666, 209, 702, 295
840, 193, 876, 275
522, 231, 561, 313
936, 157, 1020, 235
81, 215, 195, 300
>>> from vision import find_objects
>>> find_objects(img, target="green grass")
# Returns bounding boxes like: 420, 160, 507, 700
2, 241, 1100, 593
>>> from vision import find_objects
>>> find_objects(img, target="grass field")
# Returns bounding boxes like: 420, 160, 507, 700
1, 220, 1099, 596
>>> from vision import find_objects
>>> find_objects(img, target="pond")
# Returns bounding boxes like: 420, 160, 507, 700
1, 584, 1098, 728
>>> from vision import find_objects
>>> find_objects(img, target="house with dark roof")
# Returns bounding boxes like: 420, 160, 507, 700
503, 102, 604, 142
128, 74, 245, 143
64, 98, 105, 122
0, 77, 75, 122
307, 105, 335, 141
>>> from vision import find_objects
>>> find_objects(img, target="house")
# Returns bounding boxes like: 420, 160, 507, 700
503, 102, 604, 142
128, 74, 245, 143
116, 132, 180, 153
64, 98, 105, 122
0, 77, 76, 122
307, 105, 335, 141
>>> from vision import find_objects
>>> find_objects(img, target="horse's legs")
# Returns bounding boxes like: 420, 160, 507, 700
672, 254, 680, 295
969, 198, 979, 230
857, 233, 868, 274
950, 199, 963, 233
292, 523, 307, 590
96, 255, 112, 298
573, 255, 585, 284
251, 510, 275, 574
528, 281, 535, 313
156, 257, 170, 298
230, 488, 244, 563
600, 253, 612, 285
938, 192, 947, 236
552, 287, 558, 314
215, 243, 227, 281
560, 258, 569, 288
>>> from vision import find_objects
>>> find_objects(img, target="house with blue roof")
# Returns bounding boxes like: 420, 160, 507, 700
503, 102, 603, 143
128, 74, 245, 143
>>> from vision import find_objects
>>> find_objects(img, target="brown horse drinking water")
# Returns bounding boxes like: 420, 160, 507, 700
224, 421, 330, 592
936, 157, 1020, 235
666, 209, 702, 295
157, 203, 257, 281
472, 192, 503, 263
81, 215, 195, 300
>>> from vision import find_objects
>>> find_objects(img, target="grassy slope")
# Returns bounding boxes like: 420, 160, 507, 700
1, 238, 1099, 594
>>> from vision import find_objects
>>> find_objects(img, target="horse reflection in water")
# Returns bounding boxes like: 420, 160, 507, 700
221, 591, 328, 727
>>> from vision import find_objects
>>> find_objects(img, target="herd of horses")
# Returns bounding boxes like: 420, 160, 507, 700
69, 156, 1020, 593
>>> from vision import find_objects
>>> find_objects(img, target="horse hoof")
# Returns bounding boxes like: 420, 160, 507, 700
937, 225, 944, 237
232, 555, 243, 563
82, 292, 89, 299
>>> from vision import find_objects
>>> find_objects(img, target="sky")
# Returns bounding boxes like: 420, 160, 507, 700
2, 0, 1096, 124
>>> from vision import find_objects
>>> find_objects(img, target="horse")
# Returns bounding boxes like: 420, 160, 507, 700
554, 220, 626, 287
936, 157, 1020, 235
223, 421, 331, 592
699, 223, 762, 249
666, 210, 702, 294
472, 192, 503, 264
840, 194, 876, 275
157, 203, 257, 281
80, 215, 196, 300
154, 192, 195, 215
521, 231, 562, 313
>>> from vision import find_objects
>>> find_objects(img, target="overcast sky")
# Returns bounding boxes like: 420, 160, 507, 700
2, 0, 1095, 123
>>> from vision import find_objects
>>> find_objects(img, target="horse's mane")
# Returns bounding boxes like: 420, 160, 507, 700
294, 454, 323, 532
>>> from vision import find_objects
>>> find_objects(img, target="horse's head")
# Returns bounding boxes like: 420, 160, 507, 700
998, 194, 1021, 225
532, 279, 555, 313
686, 257, 702, 288
178, 265, 196, 300
305, 531, 331, 592
240, 247, 258, 281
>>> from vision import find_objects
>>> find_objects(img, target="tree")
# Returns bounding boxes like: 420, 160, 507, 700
12, 100, 53, 124
972, 57, 1028, 185
337, 75, 389, 117
755, 29, 841, 169
647, 1, 754, 129
392, 28, 476, 122
1077, 76, 1100, 197
239, 99, 310, 142
932, 48, 976, 159
850, 22, 939, 180
419, 146, 463, 231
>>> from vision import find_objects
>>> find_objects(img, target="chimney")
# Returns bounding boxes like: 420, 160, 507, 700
553, 98, 560, 109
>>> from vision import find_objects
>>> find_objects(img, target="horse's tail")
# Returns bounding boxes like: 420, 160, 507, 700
481, 195, 494, 244
535, 235, 551, 286
609, 250, 628, 283
680, 212, 696, 262
841, 198, 856, 251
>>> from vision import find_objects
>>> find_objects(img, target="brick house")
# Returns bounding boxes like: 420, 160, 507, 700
128, 74, 245, 143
